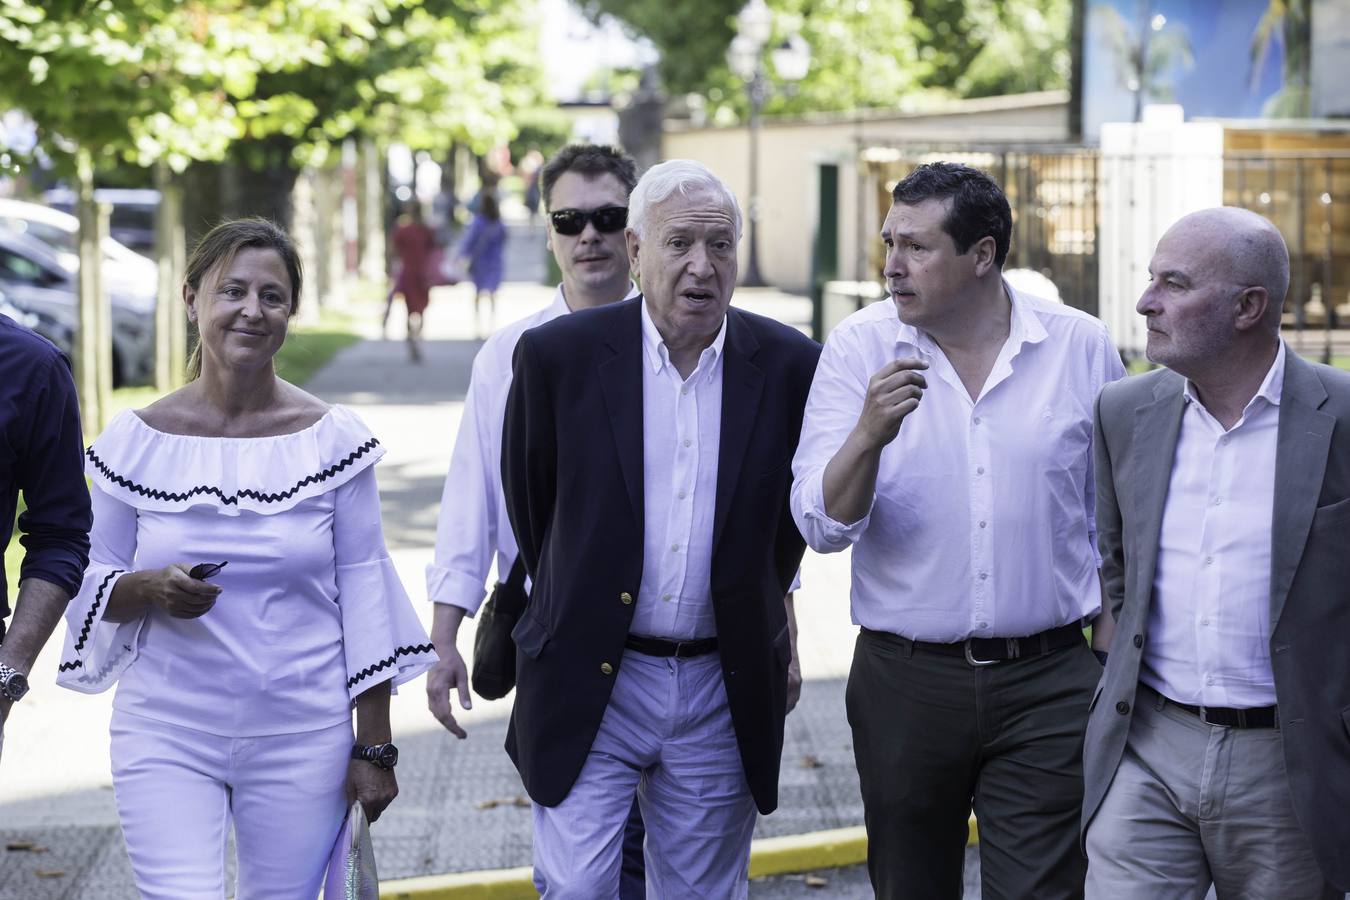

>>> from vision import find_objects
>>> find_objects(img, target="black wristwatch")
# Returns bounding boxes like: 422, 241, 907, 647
351, 742, 398, 770
0, 663, 29, 702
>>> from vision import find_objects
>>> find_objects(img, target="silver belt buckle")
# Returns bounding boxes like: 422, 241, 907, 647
964, 639, 1001, 667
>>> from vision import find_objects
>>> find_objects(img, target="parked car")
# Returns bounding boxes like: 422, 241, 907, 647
44, 187, 160, 255
0, 197, 158, 297
0, 288, 74, 357
0, 229, 154, 386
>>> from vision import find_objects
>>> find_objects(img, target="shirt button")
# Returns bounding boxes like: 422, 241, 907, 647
1204, 556, 1214, 566
978, 520, 987, 529
670, 543, 679, 552
976, 466, 985, 475
973, 417, 982, 425
1206, 674, 1215, 685
1212, 497, 1222, 506
619, 592, 633, 605
681, 387, 688, 395
678, 490, 687, 499
1201, 617, 1209, 626
600, 662, 614, 676
662, 593, 672, 602
979, 572, 988, 581
1116, 701, 1130, 715
1133, 634, 1143, 648
977, 621, 989, 629
683, 439, 691, 448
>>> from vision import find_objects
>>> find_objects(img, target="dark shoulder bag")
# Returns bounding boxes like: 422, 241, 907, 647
470, 557, 528, 701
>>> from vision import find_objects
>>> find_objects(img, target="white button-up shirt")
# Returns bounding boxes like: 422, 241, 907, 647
631, 300, 727, 640
427, 283, 640, 614
1142, 342, 1285, 709
791, 285, 1124, 642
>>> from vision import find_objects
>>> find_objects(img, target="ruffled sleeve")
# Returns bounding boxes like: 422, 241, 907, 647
56, 482, 139, 693
334, 464, 437, 700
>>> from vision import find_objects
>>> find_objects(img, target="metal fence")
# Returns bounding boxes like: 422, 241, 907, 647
859, 143, 1350, 357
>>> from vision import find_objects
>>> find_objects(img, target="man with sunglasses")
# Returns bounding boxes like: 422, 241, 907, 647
501, 160, 820, 897
425, 144, 650, 895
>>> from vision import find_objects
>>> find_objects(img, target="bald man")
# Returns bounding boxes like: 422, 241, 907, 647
1082, 207, 1350, 897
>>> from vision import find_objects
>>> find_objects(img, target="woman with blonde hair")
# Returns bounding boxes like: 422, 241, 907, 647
59, 218, 436, 899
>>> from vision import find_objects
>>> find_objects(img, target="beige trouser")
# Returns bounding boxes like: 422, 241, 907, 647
1086, 684, 1339, 900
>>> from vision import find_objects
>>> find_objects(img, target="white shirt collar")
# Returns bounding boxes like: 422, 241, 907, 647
892, 279, 1048, 355
1183, 339, 1286, 410
557, 280, 641, 314
639, 297, 729, 377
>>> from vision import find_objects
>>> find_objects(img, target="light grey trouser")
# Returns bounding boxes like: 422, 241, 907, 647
1085, 684, 1339, 900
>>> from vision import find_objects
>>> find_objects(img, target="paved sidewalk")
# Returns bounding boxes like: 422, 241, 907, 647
0, 280, 982, 898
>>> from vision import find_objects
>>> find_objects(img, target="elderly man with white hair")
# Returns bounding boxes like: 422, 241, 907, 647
501, 159, 821, 898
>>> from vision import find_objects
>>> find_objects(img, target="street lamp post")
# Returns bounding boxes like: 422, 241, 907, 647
728, 0, 809, 288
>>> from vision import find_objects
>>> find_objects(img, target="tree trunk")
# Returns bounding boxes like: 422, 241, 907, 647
74, 149, 112, 435
153, 162, 188, 391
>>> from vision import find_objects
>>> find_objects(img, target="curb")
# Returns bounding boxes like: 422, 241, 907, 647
379, 816, 978, 899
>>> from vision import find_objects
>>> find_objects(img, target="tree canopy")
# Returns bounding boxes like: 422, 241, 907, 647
580, 0, 1072, 121
0, 0, 547, 178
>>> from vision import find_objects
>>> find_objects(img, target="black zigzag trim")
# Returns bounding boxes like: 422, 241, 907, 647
69, 569, 124, 657
86, 438, 380, 506
58, 659, 82, 672
348, 643, 436, 689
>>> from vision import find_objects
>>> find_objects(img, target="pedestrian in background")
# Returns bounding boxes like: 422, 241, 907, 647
456, 188, 507, 338
791, 162, 1123, 899
1084, 207, 1350, 898
387, 201, 437, 361
0, 312, 91, 761
57, 218, 436, 899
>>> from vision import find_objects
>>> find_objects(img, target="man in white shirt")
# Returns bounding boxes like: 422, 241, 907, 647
791, 162, 1123, 899
423, 144, 648, 896
1083, 207, 1350, 897
500, 160, 820, 898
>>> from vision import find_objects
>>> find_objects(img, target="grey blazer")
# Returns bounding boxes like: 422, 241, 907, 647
1082, 350, 1350, 891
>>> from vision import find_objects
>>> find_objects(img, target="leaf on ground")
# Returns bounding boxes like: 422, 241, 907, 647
800, 754, 823, 769
6, 841, 45, 852
805, 874, 829, 888
474, 795, 531, 810
34, 869, 66, 878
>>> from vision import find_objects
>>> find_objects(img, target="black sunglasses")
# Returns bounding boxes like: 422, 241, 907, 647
549, 206, 628, 236
189, 561, 229, 580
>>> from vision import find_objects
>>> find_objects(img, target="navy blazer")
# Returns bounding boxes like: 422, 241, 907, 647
501, 297, 821, 814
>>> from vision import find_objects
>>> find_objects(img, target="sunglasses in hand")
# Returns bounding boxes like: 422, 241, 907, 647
549, 206, 628, 236
189, 561, 229, 580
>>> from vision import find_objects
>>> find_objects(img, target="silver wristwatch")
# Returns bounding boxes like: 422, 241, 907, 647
0, 662, 29, 702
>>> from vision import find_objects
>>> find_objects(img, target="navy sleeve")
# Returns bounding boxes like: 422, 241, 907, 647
15, 350, 92, 598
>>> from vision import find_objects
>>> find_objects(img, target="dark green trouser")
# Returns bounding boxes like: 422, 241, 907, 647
846, 628, 1101, 900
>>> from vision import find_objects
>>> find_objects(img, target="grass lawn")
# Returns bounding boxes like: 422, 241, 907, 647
5, 306, 363, 593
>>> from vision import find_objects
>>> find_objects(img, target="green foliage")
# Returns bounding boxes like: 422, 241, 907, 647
580, 0, 1071, 123
0, 0, 548, 176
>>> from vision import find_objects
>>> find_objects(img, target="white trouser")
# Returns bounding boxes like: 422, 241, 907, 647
110, 709, 352, 900
532, 649, 759, 900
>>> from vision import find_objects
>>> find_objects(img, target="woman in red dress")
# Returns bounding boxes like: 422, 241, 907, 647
387, 202, 436, 361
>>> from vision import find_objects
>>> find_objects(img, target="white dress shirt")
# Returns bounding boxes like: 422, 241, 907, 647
1141, 342, 1285, 709
630, 300, 727, 640
791, 284, 1125, 642
427, 282, 639, 614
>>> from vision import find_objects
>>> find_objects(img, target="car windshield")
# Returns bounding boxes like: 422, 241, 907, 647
0, 217, 76, 254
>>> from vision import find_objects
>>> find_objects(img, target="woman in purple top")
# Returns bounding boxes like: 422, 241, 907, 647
456, 190, 506, 337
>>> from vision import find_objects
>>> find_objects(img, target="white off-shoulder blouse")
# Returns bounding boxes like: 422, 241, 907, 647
56, 405, 437, 737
